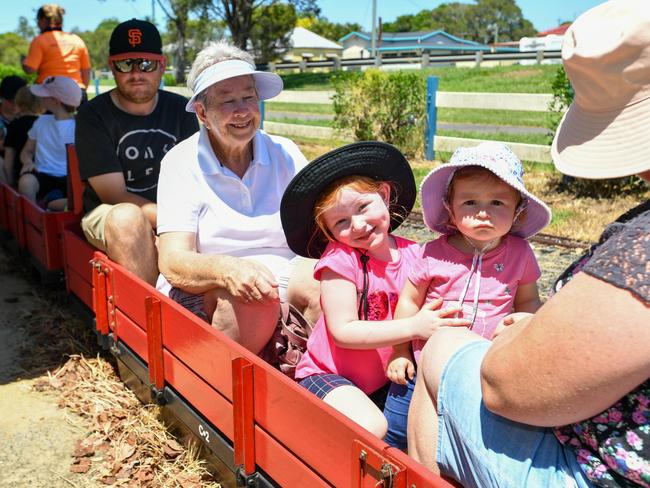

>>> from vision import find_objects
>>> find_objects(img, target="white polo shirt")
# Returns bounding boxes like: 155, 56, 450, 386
156, 126, 308, 295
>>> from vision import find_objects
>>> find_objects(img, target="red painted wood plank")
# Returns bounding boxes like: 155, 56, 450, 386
0, 184, 7, 231
109, 263, 155, 329
162, 349, 235, 439
159, 297, 249, 401
66, 268, 93, 308
62, 226, 94, 284
253, 427, 331, 488
115, 309, 148, 363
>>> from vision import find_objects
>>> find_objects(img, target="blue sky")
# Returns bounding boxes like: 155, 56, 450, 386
0, 0, 604, 35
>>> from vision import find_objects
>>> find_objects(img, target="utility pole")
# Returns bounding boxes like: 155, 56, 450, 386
370, 0, 377, 58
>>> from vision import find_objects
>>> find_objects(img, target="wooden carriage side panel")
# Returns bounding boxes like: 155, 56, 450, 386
0, 183, 8, 231
253, 427, 332, 487
115, 309, 149, 363
162, 349, 235, 440
61, 223, 95, 306
108, 264, 153, 330
252, 365, 453, 488
160, 297, 240, 401
4, 185, 23, 244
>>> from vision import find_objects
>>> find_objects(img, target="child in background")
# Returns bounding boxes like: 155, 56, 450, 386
384, 142, 552, 447
280, 142, 470, 445
2, 86, 44, 186
18, 76, 81, 209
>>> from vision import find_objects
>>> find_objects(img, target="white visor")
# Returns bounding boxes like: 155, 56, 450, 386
185, 59, 283, 112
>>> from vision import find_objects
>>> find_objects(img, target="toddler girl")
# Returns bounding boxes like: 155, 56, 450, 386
385, 142, 552, 447
280, 141, 470, 444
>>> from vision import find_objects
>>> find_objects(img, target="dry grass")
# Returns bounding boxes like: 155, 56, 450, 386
35, 355, 221, 487
295, 139, 649, 243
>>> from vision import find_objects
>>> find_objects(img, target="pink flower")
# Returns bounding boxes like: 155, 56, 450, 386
633, 411, 647, 424
626, 431, 643, 450
609, 410, 623, 423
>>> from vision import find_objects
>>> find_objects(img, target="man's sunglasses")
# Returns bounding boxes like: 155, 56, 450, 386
112, 58, 159, 73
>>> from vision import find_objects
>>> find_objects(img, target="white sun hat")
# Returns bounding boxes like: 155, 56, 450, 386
551, 0, 650, 179
185, 59, 283, 112
421, 142, 551, 239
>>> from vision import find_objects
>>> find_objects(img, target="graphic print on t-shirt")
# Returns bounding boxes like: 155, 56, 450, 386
116, 128, 177, 193
364, 291, 399, 321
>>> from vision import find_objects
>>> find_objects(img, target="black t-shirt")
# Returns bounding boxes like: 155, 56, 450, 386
4, 115, 38, 182
75, 90, 199, 212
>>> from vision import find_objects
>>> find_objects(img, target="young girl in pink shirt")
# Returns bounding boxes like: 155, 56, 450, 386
280, 142, 471, 444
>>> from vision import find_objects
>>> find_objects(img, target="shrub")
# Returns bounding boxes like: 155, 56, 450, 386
332, 69, 426, 156
0, 64, 33, 84
547, 66, 645, 198
162, 73, 177, 87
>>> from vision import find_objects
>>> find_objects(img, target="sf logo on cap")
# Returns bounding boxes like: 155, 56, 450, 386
128, 29, 142, 47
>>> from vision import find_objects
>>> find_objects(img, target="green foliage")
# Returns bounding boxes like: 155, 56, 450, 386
332, 70, 426, 156
162, 73, 177, 86
250, 3, 297, 63
304, 17, 362, 42
279, 71, 338, 90
546, 65, 572, 142
382, 0, 536, 43
0, 33, 29, 66
76, 18, 120, 71
0, 65, 32, 83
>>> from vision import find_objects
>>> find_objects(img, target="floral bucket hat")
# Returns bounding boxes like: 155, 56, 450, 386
420, 142, 551, 239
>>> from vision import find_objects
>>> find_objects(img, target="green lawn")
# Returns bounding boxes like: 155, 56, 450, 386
265, 117, 332, 127
276, 64, 560, 93
437, 129, 550, 146
264, 103, 551, 129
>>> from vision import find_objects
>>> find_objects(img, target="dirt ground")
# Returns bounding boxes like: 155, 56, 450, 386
0, 250, 100, 488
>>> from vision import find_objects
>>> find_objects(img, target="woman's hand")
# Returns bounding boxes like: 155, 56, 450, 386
410, 298, 472, 340
224, 259, 279, 304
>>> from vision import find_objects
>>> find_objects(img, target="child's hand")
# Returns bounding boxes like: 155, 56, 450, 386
492, 312, 533, 339
387, 354, 415, 385
410, 298, 472, 340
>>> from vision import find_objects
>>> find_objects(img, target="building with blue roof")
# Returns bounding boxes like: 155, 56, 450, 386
340, 30, 496, 59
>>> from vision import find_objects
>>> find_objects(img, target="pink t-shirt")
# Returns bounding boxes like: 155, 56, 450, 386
295, 236, 420, 394
410, 234, 540, 356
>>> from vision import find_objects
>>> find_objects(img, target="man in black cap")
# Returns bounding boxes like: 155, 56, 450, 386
0, 75, 28, 165
75, 19, 198, 286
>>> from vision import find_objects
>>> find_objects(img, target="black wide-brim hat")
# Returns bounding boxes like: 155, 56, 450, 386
281, 141, 416, 258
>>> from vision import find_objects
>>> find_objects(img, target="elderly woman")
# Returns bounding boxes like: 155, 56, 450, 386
407, 2, 650, 487
156, 42, 320, 355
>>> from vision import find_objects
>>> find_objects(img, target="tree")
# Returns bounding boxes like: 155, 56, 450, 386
15, 16, 36, 41
380, 0, 535, 43
0, 33, 29, 66
163, 12, 226, 67
208, 0, 319, 51
250, 3, 296, 63
300, 17, 362, 42
77, 18, 120, 71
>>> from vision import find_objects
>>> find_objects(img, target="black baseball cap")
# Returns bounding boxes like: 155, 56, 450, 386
0, 75, 27, 101
109, 19, 163, 60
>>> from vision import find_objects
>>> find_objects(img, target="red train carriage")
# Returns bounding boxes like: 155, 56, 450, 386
0, 145, 454, 488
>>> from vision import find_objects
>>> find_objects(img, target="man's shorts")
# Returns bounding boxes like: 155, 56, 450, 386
436, 341, 593, 488
81, 203, 113, 252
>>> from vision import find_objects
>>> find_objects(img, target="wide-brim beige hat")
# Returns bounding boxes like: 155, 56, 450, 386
551, 0, 650, 179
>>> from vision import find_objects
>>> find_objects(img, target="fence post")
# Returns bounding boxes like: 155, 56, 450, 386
259, 100, 265, 130
475, 50, 483, 68
425, 76, 439, 161
299, 60, 307, 73
421, 52, 430, 69
94, 78, 100, 97
536, 49, 544, 64
374, 52, 382, 68
332, 55, 341, 72
268, 61, 275, 73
